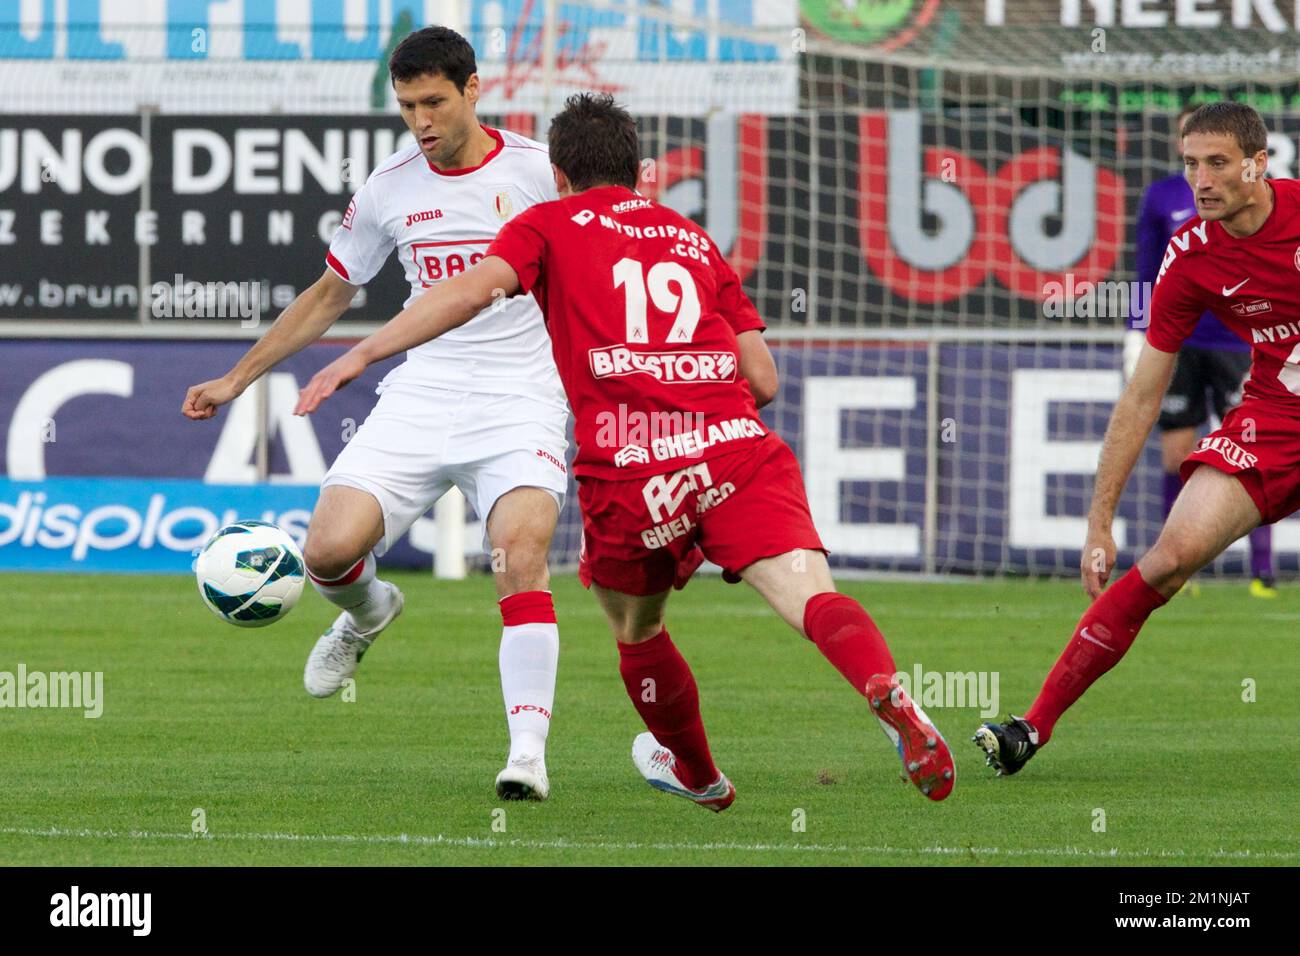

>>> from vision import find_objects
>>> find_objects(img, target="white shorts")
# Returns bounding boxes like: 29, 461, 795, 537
322, 381, 570, 556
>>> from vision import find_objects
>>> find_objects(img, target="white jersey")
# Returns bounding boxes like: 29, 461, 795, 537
326, 126, 566, 407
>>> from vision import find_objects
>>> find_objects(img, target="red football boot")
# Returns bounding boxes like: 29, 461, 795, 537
866, 674, 955, 801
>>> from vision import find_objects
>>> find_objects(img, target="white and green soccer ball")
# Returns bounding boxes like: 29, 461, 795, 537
195, 521, 306, 627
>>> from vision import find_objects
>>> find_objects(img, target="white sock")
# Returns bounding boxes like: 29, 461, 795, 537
498, 591, 559, 763
308, 552, 392, 632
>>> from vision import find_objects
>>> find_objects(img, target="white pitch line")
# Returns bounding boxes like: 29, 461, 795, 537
3, 826, 1298, 861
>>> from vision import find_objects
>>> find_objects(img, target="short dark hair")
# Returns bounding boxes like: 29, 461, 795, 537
548, 93, 640, 191
1181, 102, 1268, 157
388, 26, 476, 91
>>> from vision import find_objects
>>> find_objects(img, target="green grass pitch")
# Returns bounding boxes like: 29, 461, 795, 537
1, 571, 1297, 866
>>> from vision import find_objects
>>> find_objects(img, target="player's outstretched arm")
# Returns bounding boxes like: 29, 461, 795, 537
1123, 184, 1163, 382
1081, 342, 1177, 598
737, 330, 778, 407
181, 268, 358, 420
293, 256, 521, 416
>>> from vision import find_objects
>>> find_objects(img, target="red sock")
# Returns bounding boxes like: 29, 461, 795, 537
617, 630, 718, 791
1026, 567, 1167, 745
803, 593, 897, 697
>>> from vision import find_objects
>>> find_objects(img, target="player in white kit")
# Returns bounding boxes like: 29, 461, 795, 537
181, 27, 568, 801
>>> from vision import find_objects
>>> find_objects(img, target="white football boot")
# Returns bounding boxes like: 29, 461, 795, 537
495, 754, 550, 801
631, 732, 736, 812
303, 582, 404, 698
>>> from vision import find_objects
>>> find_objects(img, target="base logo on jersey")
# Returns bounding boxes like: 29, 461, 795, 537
650, 416, 766, 463
1196, 435, 1258, 470
1231, 299, 1272, 317
572, 209, 596, 226
613, 198, 652, 213
508, 703, 551, 719
1251, 321, 1300, 345
695, 480, 736, 516
403, 208, 444, 228
614, 445, 651, 468
638, 463, 736, 549
641, 511, 695, 550
589, 347, 737, 384
536, 448, 567, 473
1156, 220, 1209, 285
642, 463, 713, 523
341, 197, 357, 230
494, 191, 514, 220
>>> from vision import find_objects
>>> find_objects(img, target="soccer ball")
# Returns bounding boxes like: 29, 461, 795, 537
195, 521, 306, 628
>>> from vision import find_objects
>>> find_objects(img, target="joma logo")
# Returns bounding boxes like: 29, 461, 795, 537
404, 209, 444, 228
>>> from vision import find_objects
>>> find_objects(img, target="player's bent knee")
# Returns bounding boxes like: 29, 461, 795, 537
497, 562, 551, 594
613, 620, 664, 644
599, 601, 665, 644
303, 535, 368, 583
1138, 540, 1195, 591
491, 534, 551, 590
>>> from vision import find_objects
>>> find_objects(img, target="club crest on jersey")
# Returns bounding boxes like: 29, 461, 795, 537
1295, 245, 1300, 271
589, 347, 737, 384
494, 191, 514, 220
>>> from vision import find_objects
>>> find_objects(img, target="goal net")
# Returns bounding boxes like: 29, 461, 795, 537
4, 1, 1300, 579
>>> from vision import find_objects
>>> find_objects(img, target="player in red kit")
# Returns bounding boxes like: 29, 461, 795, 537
976, 102, 1300, 775
294, 93, 956, 807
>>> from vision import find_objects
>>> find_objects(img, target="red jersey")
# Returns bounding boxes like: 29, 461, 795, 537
1147, 178, 1300, 407
486, 185, 768, 479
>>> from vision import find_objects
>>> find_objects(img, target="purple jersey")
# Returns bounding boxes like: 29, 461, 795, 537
1130, 173, 1248, 352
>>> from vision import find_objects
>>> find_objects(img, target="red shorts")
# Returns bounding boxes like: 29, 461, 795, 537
1180, 397, 1300, 524
577, 436, 826, 595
